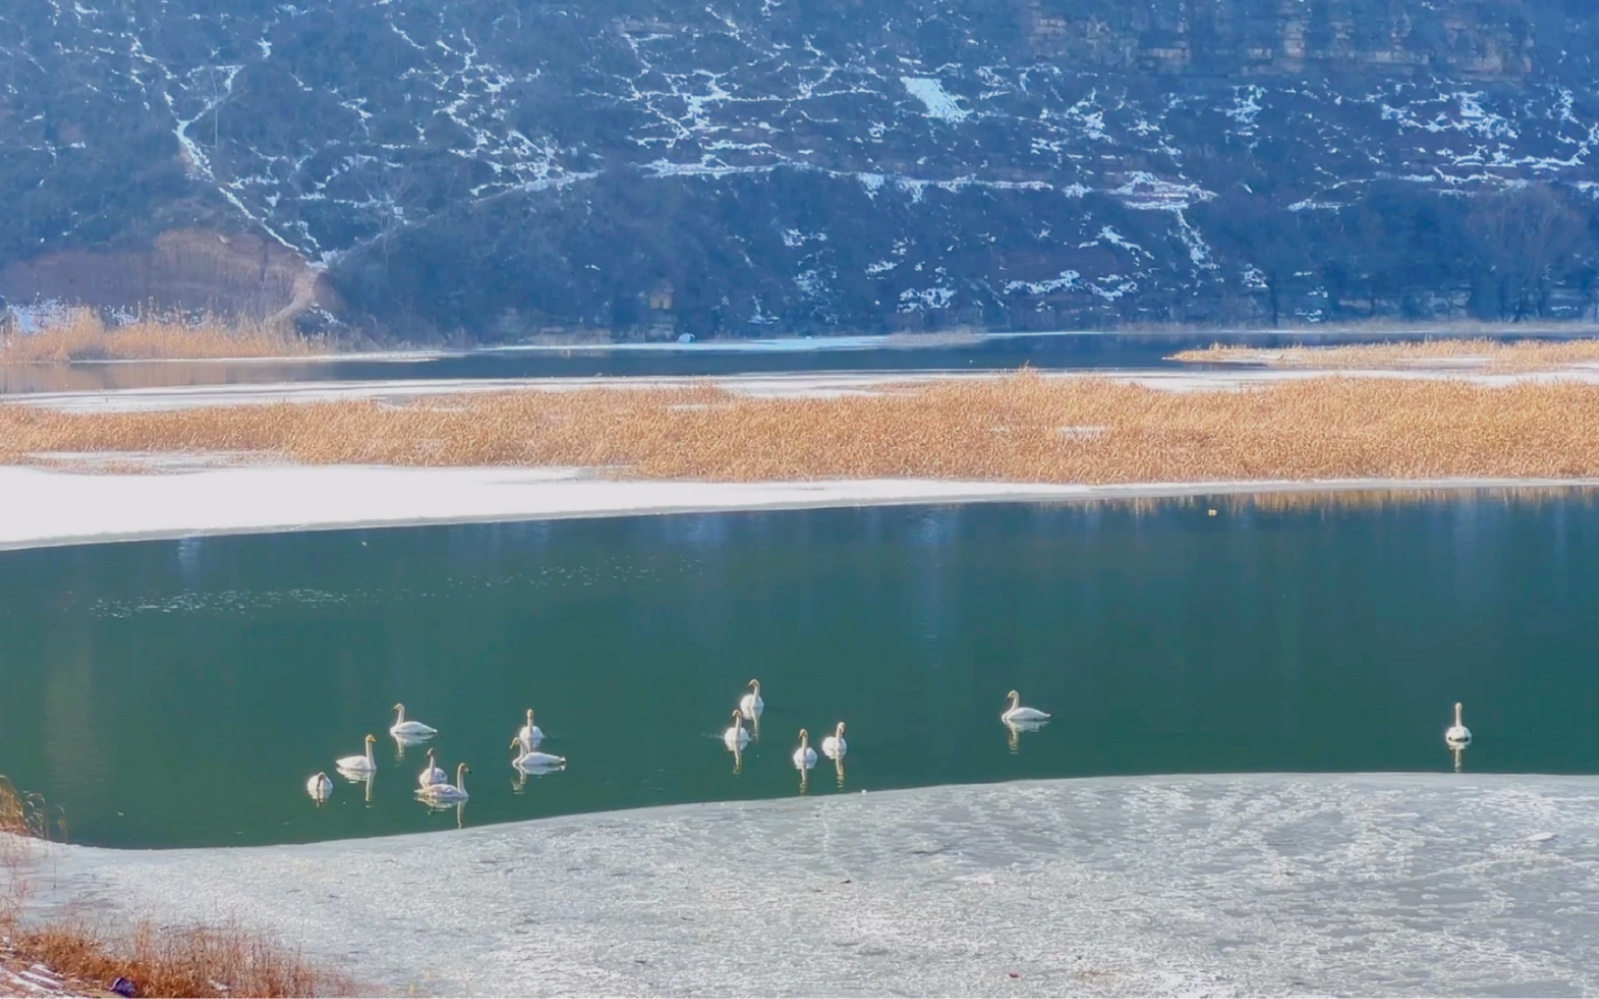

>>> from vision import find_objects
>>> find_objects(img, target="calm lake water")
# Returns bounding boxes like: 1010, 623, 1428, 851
6, 329, 1584, 395
0, 333, 1199, 395
3, 492, 1598, 849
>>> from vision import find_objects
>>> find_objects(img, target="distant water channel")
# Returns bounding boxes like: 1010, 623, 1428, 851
2, 491, 1598, 849
4, 328, 1583, 395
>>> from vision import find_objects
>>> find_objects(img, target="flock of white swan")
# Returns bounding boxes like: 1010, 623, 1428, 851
303, 692, 1476, 807
304, 684, 1055, 805
304, 702, 568, 808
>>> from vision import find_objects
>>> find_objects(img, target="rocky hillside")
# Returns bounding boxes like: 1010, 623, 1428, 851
3, 0, 1598, 339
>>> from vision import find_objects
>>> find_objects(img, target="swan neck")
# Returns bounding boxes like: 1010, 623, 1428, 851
1454, 703, 1463, 727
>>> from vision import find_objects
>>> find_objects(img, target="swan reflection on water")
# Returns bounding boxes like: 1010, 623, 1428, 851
832, 756, 847, 790
511, 758, 567, 792
1004, 718, 1048, 754
416, 797, 467, 829
1445, 701, 1472, 773
391, 730, 431, 762
333, 766, 376, 804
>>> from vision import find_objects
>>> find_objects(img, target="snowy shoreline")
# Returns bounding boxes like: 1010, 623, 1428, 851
26, 774, 1599, 996
0, 463, 1596, 553
13, 364, 1599, 413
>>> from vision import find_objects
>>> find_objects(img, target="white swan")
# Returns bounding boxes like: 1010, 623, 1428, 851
517, 708, 545, 750
1445, 702, 1472, 746
390, 703, 438, 739
305, 772, 332, 802
419, 763, 470, 803
418, 747, 448, 788
793, 728, 817, 769
821, 721, 848, 760
739, 679, 764, 719
511, 739, 567, 771
723, 710, 750, 749
336, 734, 378, 773
1001, 690, 1051, 724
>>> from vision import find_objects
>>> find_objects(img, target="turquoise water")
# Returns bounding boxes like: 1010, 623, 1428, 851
2, 492, 1597, 848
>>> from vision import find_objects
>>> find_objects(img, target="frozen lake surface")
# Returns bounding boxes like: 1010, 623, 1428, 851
31, 774, 1599, 996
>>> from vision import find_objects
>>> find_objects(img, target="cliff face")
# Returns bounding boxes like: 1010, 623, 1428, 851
2, 0, 1597, 337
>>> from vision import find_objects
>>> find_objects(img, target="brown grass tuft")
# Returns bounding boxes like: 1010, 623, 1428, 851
1, 777, 349, 998
0, 778, 56, 843
3, 918, 352, 998
1, 309, 320, 364
1170, 338, 1599, 371
4, 372, 1599, 483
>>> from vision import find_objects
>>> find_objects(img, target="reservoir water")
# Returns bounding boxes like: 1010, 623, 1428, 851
2, 490, 1597, 849
5, 328, 1586, 395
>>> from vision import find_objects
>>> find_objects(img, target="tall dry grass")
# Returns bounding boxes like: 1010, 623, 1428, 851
1, 308, 318, 364
0, 777, 60, 879
5, 372, 1599, 482
5, 918, 351, 998
0, 778, 56, 843
1171, 338, 1599, 371
1171, 485, 1599, 516
0, 777, 348, 998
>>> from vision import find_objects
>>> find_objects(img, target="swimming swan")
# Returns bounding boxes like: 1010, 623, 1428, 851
336, 734, 378, 773
390, 703, 438, 739
418, 763, 470, 802
1445, 702, 1472, 746
724, 710, 750, 749
1001, 690, 1051, 724
418, 747, 448, 788
510, 739, 567, 771
306, 772, 333, 802
739, 679, 764, 719
793, 728, 817, 769
821, 721, 848, 760
517, 708, 545, 750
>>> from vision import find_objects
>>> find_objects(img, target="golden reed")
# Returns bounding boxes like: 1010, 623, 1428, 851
1171, 337, 1599, 371
5, 372, 1599, 483
1, 308, 314, 363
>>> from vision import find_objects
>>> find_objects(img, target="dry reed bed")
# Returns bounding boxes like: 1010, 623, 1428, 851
1154, 485, 1599, 517
5, 373, 1599, 482
1, 309, 316, 363
1171, 338, 1599, 371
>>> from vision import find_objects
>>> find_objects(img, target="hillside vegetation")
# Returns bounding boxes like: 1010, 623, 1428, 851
1, 0, 1597, 339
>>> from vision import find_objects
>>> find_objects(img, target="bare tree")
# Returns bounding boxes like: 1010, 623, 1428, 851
1467, 184, 1589, 320
1196, 186, 1309, 326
